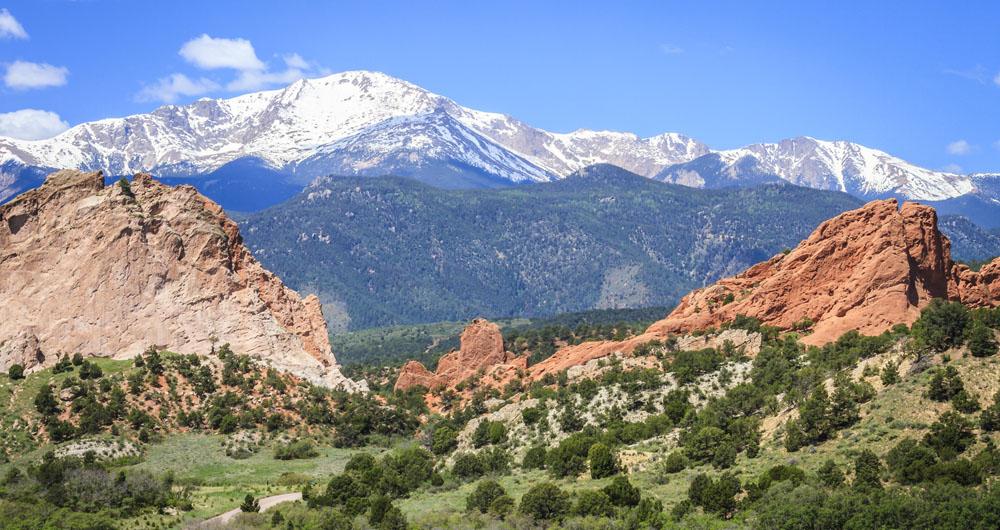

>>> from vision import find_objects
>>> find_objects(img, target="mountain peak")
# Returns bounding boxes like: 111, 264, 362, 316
0, 71, 993, 215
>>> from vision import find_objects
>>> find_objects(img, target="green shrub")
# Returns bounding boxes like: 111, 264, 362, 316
7, 364, 24, 380
274, 440, 319, 460
853, 450, 883, 490
660, 451, 688, 474
912, 299, 969, 352
431, 425, 458, 455
880, 362, 900, 385
602, 476, 641, 507
466, 480, 506, 513
817, 459, 844, 488
522, 445, 546, 470
967, 319, 998, 358
573, 489, 615, 517
924, 411, 975, 461
885, 438, 937, 484
452, 452, 485, 479
926, 366, 965, 402
472, 420, 507, 447
981, 392, 1000, 431
240, 494, 260, 513
587, 442, 619, 479
687, 472, 741, 516
488, 494, 514, 518
519, 482, 569, 521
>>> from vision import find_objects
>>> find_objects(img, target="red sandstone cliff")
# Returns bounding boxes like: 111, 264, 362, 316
0, 170, 365, 391
646, 199, 999, 345
395, 318, 526, 391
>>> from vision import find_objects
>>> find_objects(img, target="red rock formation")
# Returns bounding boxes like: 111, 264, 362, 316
0, 170, 364, 390
400, 199, 999, 399
647, 199, 999, 345
395, 318, 526, 391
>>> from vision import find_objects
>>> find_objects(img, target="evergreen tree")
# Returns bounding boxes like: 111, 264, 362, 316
853, 450, 883, 490
34, 385, 59, 416
240, 494, 260, 513
880, 362, 900, 386
911, 299, 970, 352
587, 443, 619, 479
967, 319, 998, 358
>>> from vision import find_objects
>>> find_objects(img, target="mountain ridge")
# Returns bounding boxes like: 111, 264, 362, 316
1, 70, 994, 215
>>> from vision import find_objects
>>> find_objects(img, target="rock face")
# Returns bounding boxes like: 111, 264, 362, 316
0, 169, 364, 390
395, 318, 525, 391
647, 199, 1000, 345
0, 331, 44, 373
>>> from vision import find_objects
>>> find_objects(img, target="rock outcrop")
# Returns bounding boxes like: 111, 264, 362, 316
0, 170, 364, 390
648, 199, 1000, 345
395, 318, 526, 391
396, 199, 999, 400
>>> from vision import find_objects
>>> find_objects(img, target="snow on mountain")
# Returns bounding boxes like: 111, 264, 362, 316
657, 137, 975, 201
0, 70, 992, 210
293, 109, 556, 186
971, 173, 1000, 205
0, 70, 705, 190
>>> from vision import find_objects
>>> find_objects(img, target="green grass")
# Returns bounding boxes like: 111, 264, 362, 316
130, 432, 367, 487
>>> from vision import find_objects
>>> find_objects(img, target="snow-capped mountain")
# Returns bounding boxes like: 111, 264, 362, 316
971, 173, 1000, 205
0, 71, 706, 201
0, 70, 995, 218
655, 137, 974, 201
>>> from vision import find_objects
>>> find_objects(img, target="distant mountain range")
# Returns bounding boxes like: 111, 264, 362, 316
238, 164, 999, 332
1, 70, 998, 225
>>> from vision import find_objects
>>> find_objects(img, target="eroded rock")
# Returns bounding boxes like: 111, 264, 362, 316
647, 199, 1000, 345
395, 318, 526, 391
0, 170, 364, 390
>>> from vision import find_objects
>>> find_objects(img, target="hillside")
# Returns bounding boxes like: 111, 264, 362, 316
4, 300, 999, 529
241, 165, 864, 331
242, 166, 998, 332
2, 192, 1000, 529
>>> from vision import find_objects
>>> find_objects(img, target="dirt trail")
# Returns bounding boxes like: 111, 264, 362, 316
194, 492, 302, 527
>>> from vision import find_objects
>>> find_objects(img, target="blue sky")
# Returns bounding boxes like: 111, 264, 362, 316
1, 0, 998, 173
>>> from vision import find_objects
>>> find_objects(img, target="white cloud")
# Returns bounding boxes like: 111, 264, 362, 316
180, 34, 265, 71
136, 73, 220, 103
4, 61, 69, 89
660, 44, 684, 55
995, 72, 1000, 87
139, 37, 325, 103
0, 109, 69, 140
994, 139, 1000, 151
943, 65, 990, 84
283, 53, 309, 70
941, 163, 963, 173
226, 53, 316, 91
0, 9, 27, 39
946, 139, 973, 155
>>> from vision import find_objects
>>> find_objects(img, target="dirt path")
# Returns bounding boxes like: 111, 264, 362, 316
196, 492, 302, 527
